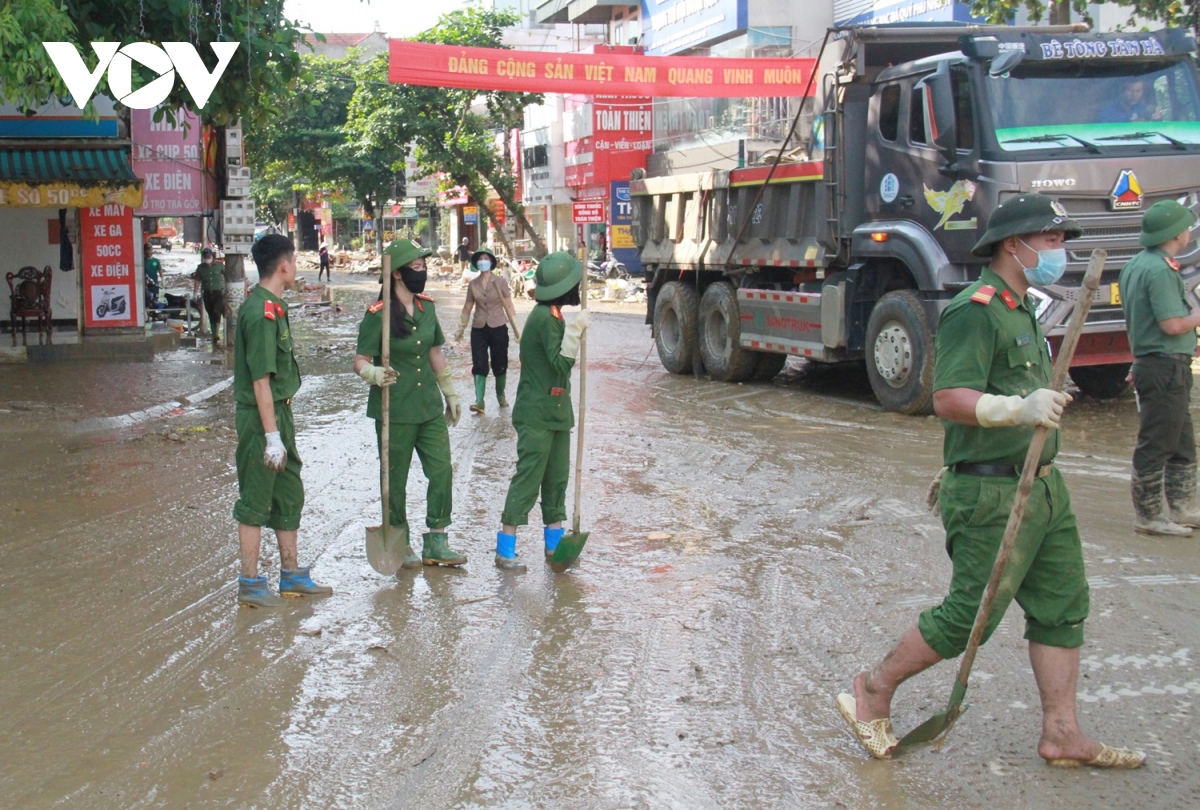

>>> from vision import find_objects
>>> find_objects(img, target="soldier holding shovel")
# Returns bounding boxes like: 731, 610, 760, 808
837, 195, 1144, 768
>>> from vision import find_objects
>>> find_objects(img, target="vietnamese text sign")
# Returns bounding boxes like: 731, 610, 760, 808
573, 201, 605, 224
389, 41, 815, 98
640, 0, 748, 57
463, 205, 478, 225
610, 180, 642, 273
81, 204, 138, 329
132, 106, 204, 216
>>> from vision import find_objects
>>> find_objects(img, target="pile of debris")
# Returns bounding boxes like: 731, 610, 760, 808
589, 278, 646, 304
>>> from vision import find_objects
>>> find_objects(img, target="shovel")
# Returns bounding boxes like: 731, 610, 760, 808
899, 250, 1106, 750
365, 253, 407, 575
550, 277, 590, 573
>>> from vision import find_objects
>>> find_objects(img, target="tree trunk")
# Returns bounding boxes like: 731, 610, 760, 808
1049, 0, 1070, 25
484, 203, 515, 258
486, 177, 547, 258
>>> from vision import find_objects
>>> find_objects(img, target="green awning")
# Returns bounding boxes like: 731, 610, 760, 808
0, 148, 138, 184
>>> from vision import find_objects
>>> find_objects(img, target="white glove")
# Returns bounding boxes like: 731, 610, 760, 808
435, 368, 461, 426
560, 311, 591, 360
263, 431, 288, 472
454, 312, 469, 343
975, 389, 1071, 429
357, 364, 397, 387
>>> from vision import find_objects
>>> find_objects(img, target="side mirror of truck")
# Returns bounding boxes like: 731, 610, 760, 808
925, 62, 959, 176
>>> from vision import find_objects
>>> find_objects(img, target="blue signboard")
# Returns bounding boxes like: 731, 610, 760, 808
640, 0, 748, 57
835, 0, 978, 27
610, 181, 642, 275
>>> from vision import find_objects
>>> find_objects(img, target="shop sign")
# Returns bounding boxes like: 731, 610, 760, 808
464, 205, 479, 225
132, 107, 204, 216
0, 182, 141, 209
641, 0, 748, 57
572, 201, 605, 224
81, 204, 138, 329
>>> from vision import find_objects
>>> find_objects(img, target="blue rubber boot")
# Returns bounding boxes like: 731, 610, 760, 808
543, 527, 565, 559
238, 575, 284, 608
279, 566, 333, 597
494, 531, 527, 573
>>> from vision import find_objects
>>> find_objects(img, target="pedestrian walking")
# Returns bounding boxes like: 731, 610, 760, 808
352, 239, 467, 569
143, 242, 161, 312
1118, 199, 1200, 535
491, 252, 590, 572
455, 247, 520, 414
193, 247, 226, 347
456, 237, 471, 273
232, 234, 332, 607
837, 195, 1144, 768
318, 242, 331, 283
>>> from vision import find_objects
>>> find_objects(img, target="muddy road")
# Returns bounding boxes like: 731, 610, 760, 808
1, 269, 1196, 808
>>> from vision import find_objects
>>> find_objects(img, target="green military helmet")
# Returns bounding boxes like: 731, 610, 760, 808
383, 238, 432, 270
470, 247, 498, 271
1139, 199, 1198, 246
534, 251, 583, 301
971, 193, 1083, 258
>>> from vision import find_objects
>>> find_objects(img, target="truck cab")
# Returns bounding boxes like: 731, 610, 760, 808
633, 24, 1200, 413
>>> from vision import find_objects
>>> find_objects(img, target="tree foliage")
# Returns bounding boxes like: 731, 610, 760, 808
969, 0, 1199, 29
0, 0, 311, 128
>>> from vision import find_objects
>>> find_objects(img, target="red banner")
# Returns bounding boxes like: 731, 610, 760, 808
389, 41, 815, 98
81, 204, 138, 329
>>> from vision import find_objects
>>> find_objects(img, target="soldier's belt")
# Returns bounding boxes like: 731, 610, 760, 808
953, 462, 1053, 479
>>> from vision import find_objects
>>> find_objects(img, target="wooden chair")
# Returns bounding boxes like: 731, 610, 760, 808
6, 265, 53, 346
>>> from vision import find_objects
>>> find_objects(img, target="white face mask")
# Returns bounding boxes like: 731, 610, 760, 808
477, 258, 493, 272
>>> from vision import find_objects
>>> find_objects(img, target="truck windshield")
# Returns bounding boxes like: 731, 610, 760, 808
989, 58, 1200, 152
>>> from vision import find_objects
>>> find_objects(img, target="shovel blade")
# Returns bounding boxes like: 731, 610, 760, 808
549, 530, 589, 573
365, 524, 407, 576
898, 702, 969, 750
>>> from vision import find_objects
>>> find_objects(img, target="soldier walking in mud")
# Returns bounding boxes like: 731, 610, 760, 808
837, 195, 1144, 768
231, 235, 332, 607
1118, 199, 1200, 536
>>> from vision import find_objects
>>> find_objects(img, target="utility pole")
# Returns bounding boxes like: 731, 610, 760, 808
221, 122, 253, 349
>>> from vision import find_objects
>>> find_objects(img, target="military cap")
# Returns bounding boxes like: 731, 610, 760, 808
972, 193, 1083, 258
1139, 199, 1198, 247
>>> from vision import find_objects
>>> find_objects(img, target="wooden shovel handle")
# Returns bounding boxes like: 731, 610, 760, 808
952, 250, 1107, 693
571, 275, 587, 534
380, 253, 392, 534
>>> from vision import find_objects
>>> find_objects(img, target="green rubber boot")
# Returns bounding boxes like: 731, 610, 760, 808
470, 375, 486, 414
496, 374, 509, 408
422, 531, 468, 566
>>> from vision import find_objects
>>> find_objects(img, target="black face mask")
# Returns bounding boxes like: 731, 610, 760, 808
399, 268, 427, 294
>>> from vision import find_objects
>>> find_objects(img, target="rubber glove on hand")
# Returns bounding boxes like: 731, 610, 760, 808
263, 431, 288, 472
454, 311, 469, 343
560, 310, 591, 360
976, 389, 1071, 429
435, 368, 461, 426
357, 364, 397, 387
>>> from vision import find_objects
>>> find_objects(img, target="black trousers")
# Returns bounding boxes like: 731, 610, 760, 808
202, 290, 225, 337
1133, 354, 1197, 476
471, 324, 509, 377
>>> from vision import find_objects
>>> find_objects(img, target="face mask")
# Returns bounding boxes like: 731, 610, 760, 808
476, 258, 493, 272
1014, 239, 1067, 286
399, 267, 427, 294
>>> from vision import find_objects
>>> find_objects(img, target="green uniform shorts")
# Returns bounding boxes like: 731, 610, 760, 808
233, 402, 304, 530
374, 416, 453, 531
918, 468, 1089, 658
501, 425, 571, 527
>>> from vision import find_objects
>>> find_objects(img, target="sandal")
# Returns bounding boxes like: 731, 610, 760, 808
1045, 744, 1145, 769
836, 693, 898, 760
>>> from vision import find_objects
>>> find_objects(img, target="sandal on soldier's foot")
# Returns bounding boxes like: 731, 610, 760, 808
1045, 744, 1146, 769
836, 693, 898, 760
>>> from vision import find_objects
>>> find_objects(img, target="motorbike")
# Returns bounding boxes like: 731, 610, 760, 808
95, 289, 127, 318
588, 249, 630, 282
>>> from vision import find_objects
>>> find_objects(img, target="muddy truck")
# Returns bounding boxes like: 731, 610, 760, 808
632, 23, 1200, 413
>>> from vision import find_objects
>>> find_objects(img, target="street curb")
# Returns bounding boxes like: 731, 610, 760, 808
72, 376, 234, 434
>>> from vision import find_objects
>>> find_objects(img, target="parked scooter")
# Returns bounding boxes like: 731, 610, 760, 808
588, 249, 629, 281
95, 289, 127, 318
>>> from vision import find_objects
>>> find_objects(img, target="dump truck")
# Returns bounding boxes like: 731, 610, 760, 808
632, 23, 1200, 413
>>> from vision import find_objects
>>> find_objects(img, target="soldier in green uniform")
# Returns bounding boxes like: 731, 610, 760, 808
1118, 200, 1200, 536
143, 242, 162, 312
837, 195, 1144, 768
352, 239, 467, 569
232, 234, 332, 607
193, 247, 226, 347
491, 252, 590, 572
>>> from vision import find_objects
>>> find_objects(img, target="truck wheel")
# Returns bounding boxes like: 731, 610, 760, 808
654, 281, 699, 374
1071, 363, 1132, 399
751, 351, 787, 381
865, 290, 935, 414
699, 282, 757, 382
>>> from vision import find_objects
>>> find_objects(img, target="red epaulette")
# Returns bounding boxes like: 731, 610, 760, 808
416, 293, 436, 302
970, 285, 995, 305
263, 300, 276, 320
999, 289, 1019, 310
1168, 257, 1181, 272
550, 305, 564, 320
367, 300, 384, 314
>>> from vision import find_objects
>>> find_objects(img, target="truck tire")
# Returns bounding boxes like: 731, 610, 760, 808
865, 290, 935, 414
654, 281, 699, 375
751, 351, 787, 381
1071, 363, 1133, 399
699, 282, 757, 382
